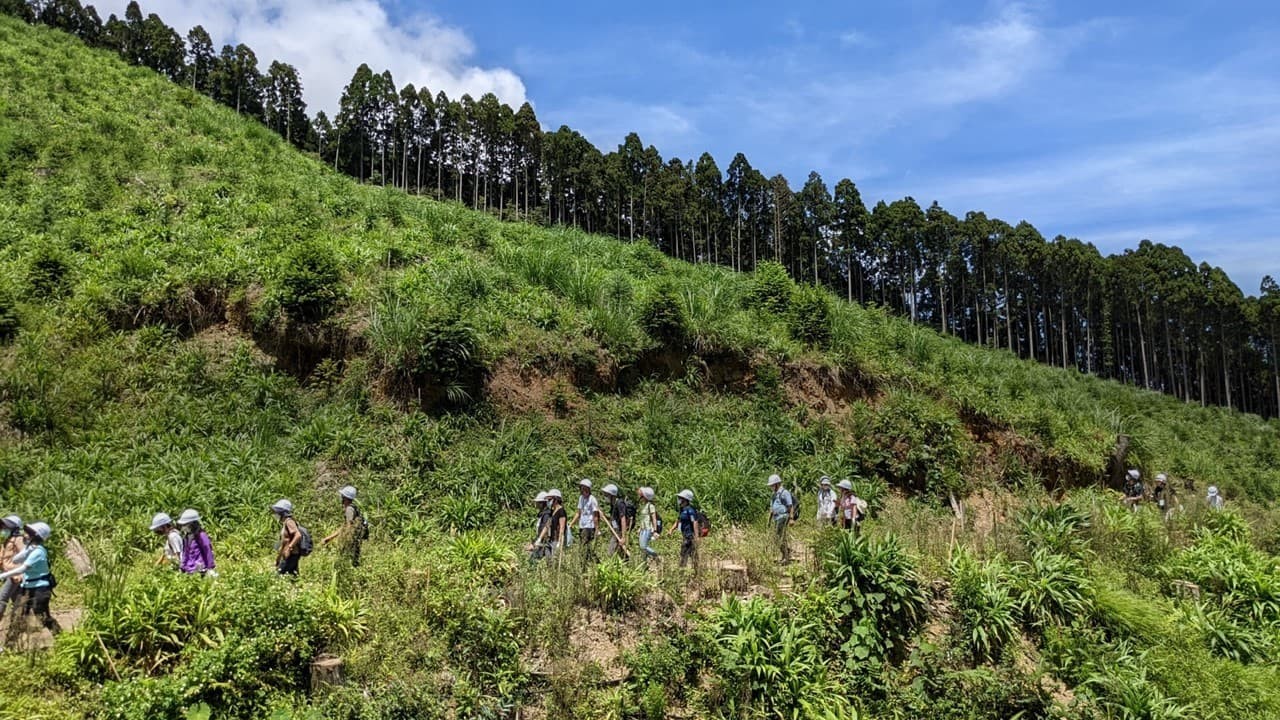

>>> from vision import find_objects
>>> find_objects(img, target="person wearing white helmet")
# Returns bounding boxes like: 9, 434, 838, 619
1122, 469, 1144, 511
1152, 474, 1174, 520
676, 489, 700, 568
322, 485, 367, 568
1206, 485, 1225, 510
150, 512, 183, 568
836, 480, 860, 531
816, 476, 837, 527
569, 478, 603, 561
767, 474, 795, 563
177, 509, 216, 575
527, 491, 552, 561
0, 521, 61, 648
601, 483, 631, 558
544, 489, 569, 557
635, 487, 660, 562
0, 515, 26, 619
271, 499, 305, 576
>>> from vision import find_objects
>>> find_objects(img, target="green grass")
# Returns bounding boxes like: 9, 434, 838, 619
4, 14, 1280, 719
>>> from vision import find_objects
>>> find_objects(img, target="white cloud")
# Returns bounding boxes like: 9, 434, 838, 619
837, 29, 873, 48
97, 0, 526, 114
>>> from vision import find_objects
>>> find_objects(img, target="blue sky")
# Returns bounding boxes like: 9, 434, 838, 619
115, 0, 1280, 295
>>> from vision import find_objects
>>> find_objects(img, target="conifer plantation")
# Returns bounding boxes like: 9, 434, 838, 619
3, 6, 1280, 720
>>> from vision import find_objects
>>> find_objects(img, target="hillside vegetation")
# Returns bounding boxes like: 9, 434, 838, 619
3, 16, 1280, 720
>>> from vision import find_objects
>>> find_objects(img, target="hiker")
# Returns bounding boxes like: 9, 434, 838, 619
837, 480, 861, 531
636, 487, 660, 561
321, 485, 365, 568
1206, 485, 1225, 510
150, 512, 183, 568
602, 484, 631, 557
526, 491, 551, 561
677, 489, 700, 568
816, 476, 838, 526
271, 499, 305, 576
176, 509, 216, 576
0, 515, 25, 619
1122, 469, 1144, 510
546, 489, 568, 556
767, 474, 795, 563
0, 522, 61, 650
570, 479, 604, 560
1152, 474, 1174, 520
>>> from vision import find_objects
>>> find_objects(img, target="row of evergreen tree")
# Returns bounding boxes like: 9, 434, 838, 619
7, 0, 1280, 418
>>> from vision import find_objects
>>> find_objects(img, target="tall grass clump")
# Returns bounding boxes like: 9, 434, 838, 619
821, 533, 928, 664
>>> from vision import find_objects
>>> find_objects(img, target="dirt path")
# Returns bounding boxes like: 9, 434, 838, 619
0, 606, 83, 652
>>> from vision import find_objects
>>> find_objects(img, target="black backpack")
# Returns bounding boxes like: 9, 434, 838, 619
296, 524, 314, 556
352, 503, 370, 540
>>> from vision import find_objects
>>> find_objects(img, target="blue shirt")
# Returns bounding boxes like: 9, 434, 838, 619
14, 544, 50, 588
679, 505, 697, 537
771, 489, 794, 520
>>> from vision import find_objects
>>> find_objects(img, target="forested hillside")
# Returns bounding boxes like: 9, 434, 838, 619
6, 0, 1280, 419
4, 12, 1280, 720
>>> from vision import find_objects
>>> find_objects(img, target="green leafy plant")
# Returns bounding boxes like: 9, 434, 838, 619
638, 281, 689, 347
589, 556, 653, 613
274, 242, 344, 323
787, 284, 834, 347
822, 532, 928, 663
744, 261, 794, 315
949, 549, 1018, 664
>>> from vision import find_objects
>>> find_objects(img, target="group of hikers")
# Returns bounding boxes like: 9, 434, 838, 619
0, 516, 59, 651
524, 473, 867, 568
149, 485, 368, 577
1121, 468, 1226, 518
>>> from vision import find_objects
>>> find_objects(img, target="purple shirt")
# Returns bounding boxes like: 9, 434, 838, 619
180, 530, 215, 573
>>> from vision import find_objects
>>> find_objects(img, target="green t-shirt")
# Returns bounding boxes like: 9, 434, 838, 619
638, 502, 656, 532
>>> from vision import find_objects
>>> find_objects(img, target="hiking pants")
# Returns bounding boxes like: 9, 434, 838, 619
680, 535, 697, 568
3, 586, 60, 645
579, 527, 597, 562
0, 578, 17, 617
773, 516, 791, 562
638, 529, 658, 559
277, 553, 300, 576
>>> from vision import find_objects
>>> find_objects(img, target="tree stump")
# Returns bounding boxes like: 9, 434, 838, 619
1171, 580, 1201, 601
719, 563, 748, 593
310, 655, 344, 690
64, 537, 95, 579
1107, 434, 1132, 489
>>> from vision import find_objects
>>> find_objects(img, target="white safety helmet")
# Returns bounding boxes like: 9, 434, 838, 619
1207, 486, 1219, 496
25, 522, 52, 541
1127, 469, 1140, 480
677, 489, 695, 502
2, 515, 22, 530
640, 487, 655, 501
547, 488, 563, 500
271, 499, 294, 515
150, 512, 173, 531
534, 491, 548, 503
837, 479, 853, 491
602, 483, 619, 497
767, 474, 782, 487
1155, 473, 1167, 483
579, 478, 593, 489
820, 476, 831, 486
339, 485, 358, 500
177, 509, 201, 525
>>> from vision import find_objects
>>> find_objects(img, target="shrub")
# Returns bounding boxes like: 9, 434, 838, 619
743, 261, 794, 315
1017, 500, 1091, 556
0, 286, 19, 341
711, 596, 826, 717
949, 550, 1018, 663
275, 242, 344, 322
822, 533, 928, 663
589, 557, 653, 613
1012, 549, 1093, 630
788, 284, 834, 347
26, 244, 70, 299
637, 282, 689, 347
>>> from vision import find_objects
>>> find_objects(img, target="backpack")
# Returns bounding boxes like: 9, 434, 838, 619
296, 524, 314, 557
854, 497, 869, 517
790, 491, 801, 521
694, 507, 710, 537
622, 499, 637, 523
352, 503, 370, 540
655, 511, 665, 535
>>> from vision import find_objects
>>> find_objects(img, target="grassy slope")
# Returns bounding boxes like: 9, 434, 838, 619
3, 16, 1280, 720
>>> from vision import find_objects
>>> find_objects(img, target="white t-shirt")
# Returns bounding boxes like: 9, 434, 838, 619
165, 529, 183, 564
577, 494, 599, 529
816, 488, 837, 519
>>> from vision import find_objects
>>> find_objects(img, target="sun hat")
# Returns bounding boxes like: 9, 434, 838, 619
767, 474, 782, 486
150, 512, 173, 531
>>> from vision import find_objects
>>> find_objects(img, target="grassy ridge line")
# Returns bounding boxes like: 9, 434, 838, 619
1, 11, 1278, 514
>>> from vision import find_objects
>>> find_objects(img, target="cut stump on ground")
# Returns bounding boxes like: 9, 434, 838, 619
310, 655, 345, 690
718, 563, 748, 593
